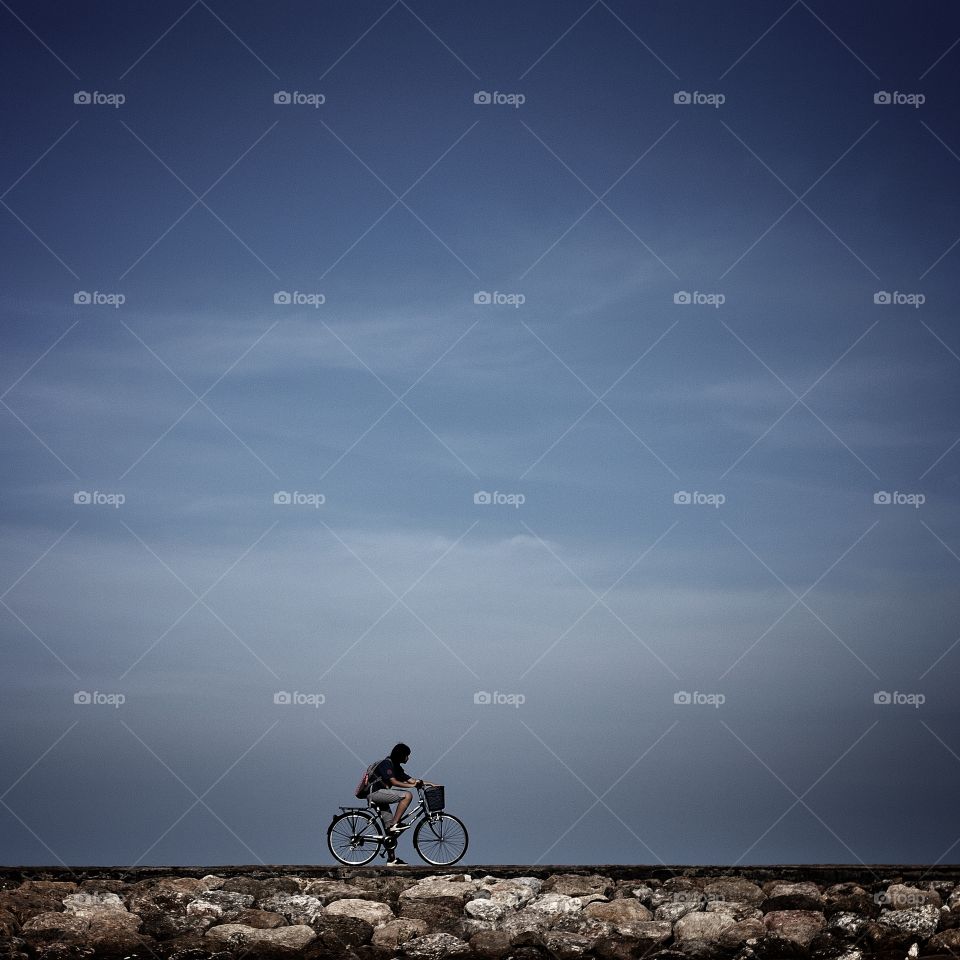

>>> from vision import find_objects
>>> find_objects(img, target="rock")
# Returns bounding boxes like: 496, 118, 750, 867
300, 880, 375, 904
19, 881, 78, 895
763, 894, 825, 912
763, 910, 827, 946
527, 893, 598, 916
928, 928, 960, 951
881, 884, 942, 910
828, 910, 868, 937
705, 900, 762, 921
543, 874, 614, 899
0, 908, 19, 937
400, 898, 463, 936
0, 887, 67, 924
824, 891, 880, 919
371, 917, 429, 950
824, 883, 867, 901
198, 874, 226, 891
62, 891, 128, 918
583, 898, 653, 933
78, 879, 128, 895
656, 899, 702, 922
255, 877, 302, 897
21, 911, 89, 936
230, 908, 286, 929
480, 876, 543, 908
194, 889, 254, 911
257, 893, 325, 925
877, 904, 940, 938
675, 910, 764, 946
468, 928, 513, 958
703, 878, 764, 904
206, 921, 316, 949
310, 913, 374, 949
542, 930, 595, 957
400, 877, 481, 907
324, 897, 392, 927
766, 882, 823, 901
220, 876, 265, 897
465, 898, 509, 922
402, 931, 470, 958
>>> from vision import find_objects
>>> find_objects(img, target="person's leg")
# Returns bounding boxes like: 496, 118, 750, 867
388, 790, 411, 828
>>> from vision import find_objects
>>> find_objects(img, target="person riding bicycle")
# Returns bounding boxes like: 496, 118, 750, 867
366, 742, 439, 866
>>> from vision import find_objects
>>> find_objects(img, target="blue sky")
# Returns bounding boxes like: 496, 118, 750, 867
1, 0, 960, 868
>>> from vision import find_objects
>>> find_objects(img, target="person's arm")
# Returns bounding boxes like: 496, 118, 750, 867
389, 775, 439, 788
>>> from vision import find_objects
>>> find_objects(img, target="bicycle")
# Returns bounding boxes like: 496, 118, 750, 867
327, 782, 468, 866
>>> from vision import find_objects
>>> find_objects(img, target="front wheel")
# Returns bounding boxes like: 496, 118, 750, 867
413, 812, 468, 865
327, 810, 382, 865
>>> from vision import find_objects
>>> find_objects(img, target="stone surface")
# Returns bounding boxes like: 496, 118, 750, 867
877, 903, 941, 937
402, 931, 471, 958
205, 921, 316, 949
763, 909, 827, 946
323, 897, 393, 926
371, 916, 430, 949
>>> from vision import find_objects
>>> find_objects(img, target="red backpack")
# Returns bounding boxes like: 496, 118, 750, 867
355, 758, 385, 799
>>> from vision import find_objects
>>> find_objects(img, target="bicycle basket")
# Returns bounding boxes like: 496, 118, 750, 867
423, 785, 445, 812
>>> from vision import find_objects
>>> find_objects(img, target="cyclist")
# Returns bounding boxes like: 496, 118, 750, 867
367, 742, 440, 866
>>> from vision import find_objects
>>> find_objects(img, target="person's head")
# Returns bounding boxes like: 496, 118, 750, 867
390, 742, 411, 764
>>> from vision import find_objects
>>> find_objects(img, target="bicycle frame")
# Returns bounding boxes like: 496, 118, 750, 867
337, 785, 436, 840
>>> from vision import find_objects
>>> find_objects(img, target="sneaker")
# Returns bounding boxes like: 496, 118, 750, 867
385, 856, 407, 866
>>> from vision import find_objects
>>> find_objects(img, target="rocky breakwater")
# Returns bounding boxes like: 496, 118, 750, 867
1, 870, 960, 959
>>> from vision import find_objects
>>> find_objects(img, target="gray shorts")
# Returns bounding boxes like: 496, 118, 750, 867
368, 788, 409, 809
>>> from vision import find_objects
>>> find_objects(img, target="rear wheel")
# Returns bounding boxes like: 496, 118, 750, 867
327, 810, 382, 865
413, 812, 468, 865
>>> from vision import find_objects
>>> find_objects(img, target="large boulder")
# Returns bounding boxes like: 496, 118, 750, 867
371, 916, 429, 950
880, 884, 942, 910
299, 879, 377, 904
206, 921, 316, 950
543, 874, 614, 900
324, 897, 393, 927
763, 909, 826, 946
229, 908, 286, 929
400, 876, 482, 908
402, 931, 471, 958
469, 928, 513, 958
542, 930, 595, 958
703, 877, 764, 904
877, 904, 941, 938
675, 910, 764, 946
0, 908, 19, 937
928, 928, 960, 952
257, 893, 325, 925
479, 876, 543, 908
583, 898, 653, 934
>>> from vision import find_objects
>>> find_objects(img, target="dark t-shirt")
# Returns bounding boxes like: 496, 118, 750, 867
372, 756, 409, 791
